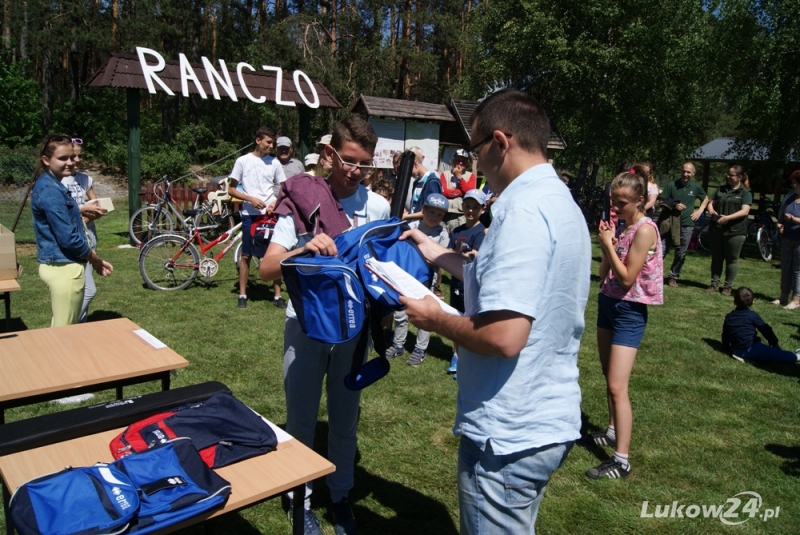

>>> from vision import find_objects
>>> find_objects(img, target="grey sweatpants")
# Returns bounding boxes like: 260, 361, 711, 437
392, 310, 431, 351
283, 318, 365, 507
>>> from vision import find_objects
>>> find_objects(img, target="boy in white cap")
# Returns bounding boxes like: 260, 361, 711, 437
304, 153, 320, 174
386, 193, 450, 366
276, 136, 305, 178
445, 189, 487, 377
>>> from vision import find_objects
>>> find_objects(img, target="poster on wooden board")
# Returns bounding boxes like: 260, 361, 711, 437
369, 118, 406, 169
404, 121, 440, 172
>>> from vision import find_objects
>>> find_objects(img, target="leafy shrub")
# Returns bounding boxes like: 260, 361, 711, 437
0, 61, 42, 148
141, 147, 191, 181
0, 150, 37, 186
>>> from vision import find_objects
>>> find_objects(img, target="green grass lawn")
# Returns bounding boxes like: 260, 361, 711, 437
2, 202, 799, 534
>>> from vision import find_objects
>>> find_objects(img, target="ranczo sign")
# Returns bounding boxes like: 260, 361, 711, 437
135, 46, 320, 108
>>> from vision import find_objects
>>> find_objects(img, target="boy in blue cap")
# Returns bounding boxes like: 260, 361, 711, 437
386, 193, 450, 366
446, 189, 487, 377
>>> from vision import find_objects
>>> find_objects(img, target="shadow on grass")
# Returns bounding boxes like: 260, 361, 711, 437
297, 421, 459, 534
701, 337, 727, 354
575, 412, 612, 463
748, 360, 800, 379
87, 309, 123, 322
5, 317, 28, 332
764, 444, 800, 477
666, 277, 707, 290
204, 512, 264, 535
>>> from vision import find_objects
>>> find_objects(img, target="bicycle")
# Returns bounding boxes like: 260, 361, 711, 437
690, 214, 711, 253
129, 176, 234, 246
746, 199, 780, 262
138, 213, 244, 291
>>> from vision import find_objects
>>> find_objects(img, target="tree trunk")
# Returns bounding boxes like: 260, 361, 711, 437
20, 0, 28, 65
330, 0, 337, 54
69, 39, 80, 117
399, 0, 411, 99
111, 0, 119, 51
2, 0, 10, 52
258, 0, 267, 33
42, 47, 54, 135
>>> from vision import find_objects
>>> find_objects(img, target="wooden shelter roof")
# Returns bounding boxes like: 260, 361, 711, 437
688, 137, 798, 163
87, 53, 341, 108
350, 95, 456, 123
447, 98, 567, 151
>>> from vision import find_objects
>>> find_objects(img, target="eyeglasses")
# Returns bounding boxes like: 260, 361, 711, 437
468, 132, 512, 158
331, 147, 375, 174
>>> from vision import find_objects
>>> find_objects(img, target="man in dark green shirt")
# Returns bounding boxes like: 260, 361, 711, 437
661, 162, 706, 287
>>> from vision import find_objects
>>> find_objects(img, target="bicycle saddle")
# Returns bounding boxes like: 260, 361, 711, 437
192, 187, 208, 195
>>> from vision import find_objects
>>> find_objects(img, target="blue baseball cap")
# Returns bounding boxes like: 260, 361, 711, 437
463, 189, 487, 205
424, 193, 449, 211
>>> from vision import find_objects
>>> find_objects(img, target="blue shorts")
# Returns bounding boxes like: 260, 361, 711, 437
596, 292, 648, 348
241, 215, 269, 259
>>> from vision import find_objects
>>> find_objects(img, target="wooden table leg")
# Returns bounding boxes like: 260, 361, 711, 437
3, 482, 13, 535
3, 292, 10, 333
291, 484, 305, 535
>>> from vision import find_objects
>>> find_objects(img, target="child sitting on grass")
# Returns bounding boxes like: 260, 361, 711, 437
385, 193, 450, 367
723, 287, 800, 363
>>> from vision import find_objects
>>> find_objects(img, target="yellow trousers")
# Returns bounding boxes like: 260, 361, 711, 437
39, 263, 85, 327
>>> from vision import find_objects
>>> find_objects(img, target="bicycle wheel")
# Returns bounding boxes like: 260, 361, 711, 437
756, 226, 773, 262
233, 240, 261, 275
697, 224, 711, 252
139, 235, 200, 290
129, 206, 174, 246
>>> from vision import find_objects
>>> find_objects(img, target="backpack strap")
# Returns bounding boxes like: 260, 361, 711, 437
344, 300, 390, 391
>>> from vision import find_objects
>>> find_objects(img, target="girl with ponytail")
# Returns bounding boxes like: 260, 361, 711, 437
588, 164, 663, 480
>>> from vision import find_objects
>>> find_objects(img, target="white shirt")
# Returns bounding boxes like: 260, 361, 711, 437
229, 153, 287, 215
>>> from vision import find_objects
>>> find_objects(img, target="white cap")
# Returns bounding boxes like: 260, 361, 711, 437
276, 136, 292, 147
304, 153, 320, 167
317, 134, 332, 146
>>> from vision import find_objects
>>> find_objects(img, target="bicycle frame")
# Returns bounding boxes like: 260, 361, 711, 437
161, 221, 243, 270
194, 221, 243, 262
146, 181, 202, 232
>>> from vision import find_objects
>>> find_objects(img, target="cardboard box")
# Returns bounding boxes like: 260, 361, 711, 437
95, 198, 115, 212
0, 224, 16, 280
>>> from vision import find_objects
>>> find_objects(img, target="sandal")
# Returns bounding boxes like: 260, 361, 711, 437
784, 302, 800, 310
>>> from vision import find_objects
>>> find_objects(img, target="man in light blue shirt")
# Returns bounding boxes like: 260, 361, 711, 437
401, 89, 591, 534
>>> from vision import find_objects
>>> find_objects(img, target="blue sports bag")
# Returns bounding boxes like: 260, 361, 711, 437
281, 253, 366, 344
9, 438, 230, 535
334, 218, 430, 315
10, 464, 139, 535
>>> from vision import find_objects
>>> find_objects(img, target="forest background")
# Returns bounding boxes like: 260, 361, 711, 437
0, 0, 798, 193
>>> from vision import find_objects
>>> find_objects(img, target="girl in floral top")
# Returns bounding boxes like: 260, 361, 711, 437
587, 165, 663, 480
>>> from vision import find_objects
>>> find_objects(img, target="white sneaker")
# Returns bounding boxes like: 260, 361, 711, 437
730, 354, 746, 363
52, 393, 95, 404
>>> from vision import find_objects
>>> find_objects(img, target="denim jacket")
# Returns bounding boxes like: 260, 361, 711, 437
31, 171, 91, 264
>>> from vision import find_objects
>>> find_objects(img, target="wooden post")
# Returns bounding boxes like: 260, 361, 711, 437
702, 161, 710, 191
127, 88, 141, 233
298, 106, 311, 159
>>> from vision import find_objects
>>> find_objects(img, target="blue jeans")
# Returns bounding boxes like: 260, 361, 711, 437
736, 341, 799, 363
458, 437, 573, 535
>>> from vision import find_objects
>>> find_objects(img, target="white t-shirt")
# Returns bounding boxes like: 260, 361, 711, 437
61, 172, 96, 235
272, 185, 390, 318
229, 153, 287, 215
61, 172, 92, 205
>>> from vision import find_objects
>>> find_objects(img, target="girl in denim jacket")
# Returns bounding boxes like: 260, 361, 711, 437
32, 135, 113, 326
